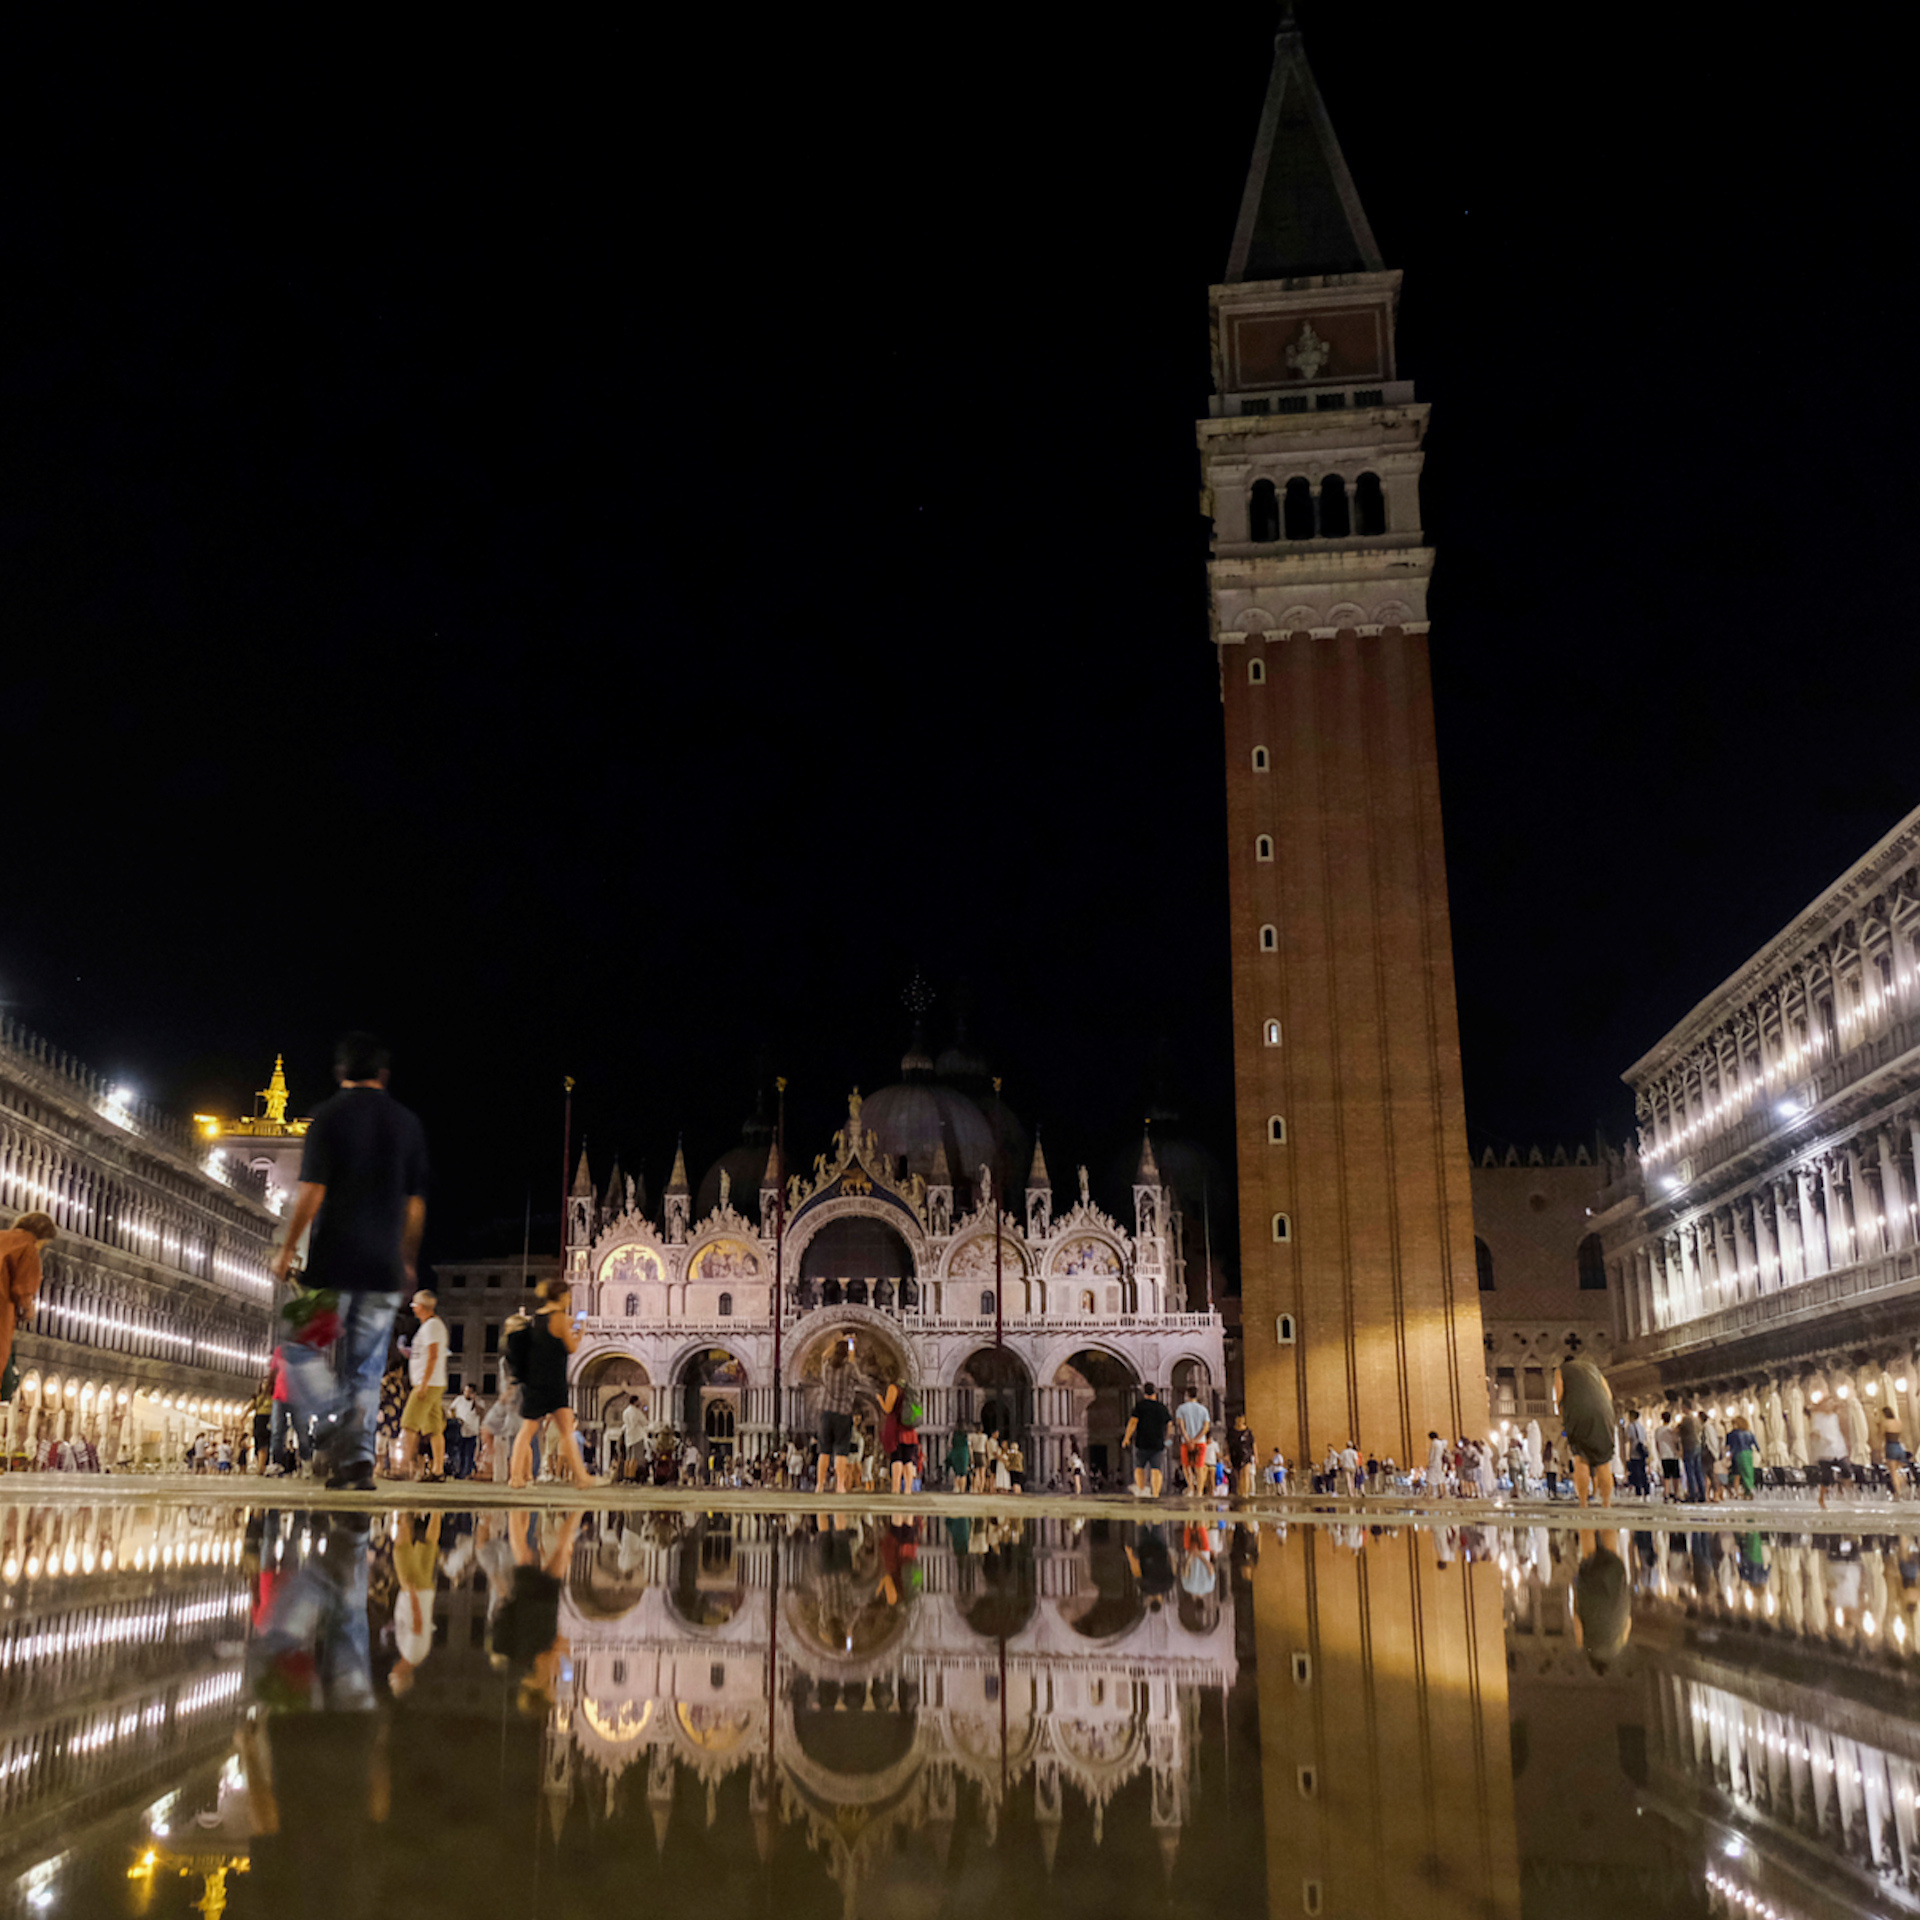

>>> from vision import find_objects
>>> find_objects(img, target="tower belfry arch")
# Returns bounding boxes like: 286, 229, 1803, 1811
1201, 10, 1483, 1462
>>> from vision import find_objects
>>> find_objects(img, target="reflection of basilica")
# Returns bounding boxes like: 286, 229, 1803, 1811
549, 1514, 1236, 1913
565, 1077, 1226, 1481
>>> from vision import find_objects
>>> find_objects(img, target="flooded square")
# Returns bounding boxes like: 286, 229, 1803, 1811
3, 1497, 1912, 1919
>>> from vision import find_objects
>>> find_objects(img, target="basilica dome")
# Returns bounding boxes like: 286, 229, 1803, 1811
860, 1043, 998, 1194
697, 1099, 774, 1222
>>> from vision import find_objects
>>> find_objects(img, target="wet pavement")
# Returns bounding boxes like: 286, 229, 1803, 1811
4, 1496, 1917, 1919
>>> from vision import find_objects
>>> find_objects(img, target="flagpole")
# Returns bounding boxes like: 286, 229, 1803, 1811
772, 1076, 787, 1459
559, 1076, 575, 1276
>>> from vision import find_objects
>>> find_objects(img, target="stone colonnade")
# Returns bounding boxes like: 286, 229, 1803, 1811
1617, 1105, 1920, 1339
1631, 1350, 1920, 1471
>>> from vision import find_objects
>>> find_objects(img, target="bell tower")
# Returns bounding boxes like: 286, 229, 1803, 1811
1203, 10, 1481, 1464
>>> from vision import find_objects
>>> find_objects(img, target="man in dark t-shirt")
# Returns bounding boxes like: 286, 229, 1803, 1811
272, 1033, 429, 1492
1123, 1385, 1175, 1499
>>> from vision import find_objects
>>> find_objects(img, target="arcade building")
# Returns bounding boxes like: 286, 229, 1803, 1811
563, 1052, 1229, 1484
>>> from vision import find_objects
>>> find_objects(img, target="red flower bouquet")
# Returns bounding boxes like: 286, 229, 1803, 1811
280, 1287, 342, 1352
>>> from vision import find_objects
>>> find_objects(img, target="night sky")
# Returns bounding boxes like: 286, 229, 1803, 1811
4, 10, 1913, 1261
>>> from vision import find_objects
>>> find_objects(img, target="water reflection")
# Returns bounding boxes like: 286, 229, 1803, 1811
6, 1502, 1920, 1917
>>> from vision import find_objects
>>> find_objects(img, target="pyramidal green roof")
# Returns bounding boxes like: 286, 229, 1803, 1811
1227, 10, 1383, 282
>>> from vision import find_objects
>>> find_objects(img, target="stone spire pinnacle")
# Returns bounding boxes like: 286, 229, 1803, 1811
258, 1054, 291, 1125
571, 1147, 593, 1197
602, 1156, 623, 1209
1026, 1132, 1051, 1191
928, 1134, 952, 1187
665, 1135, 691, 1196
1226, 8, 1383, 282
1135, 1123, 1161, 1184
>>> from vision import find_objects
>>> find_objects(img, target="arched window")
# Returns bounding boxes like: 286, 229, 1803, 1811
1318, 474, 1350, 538
1252, 745, 1269, 771
979, 1290, 994, 1317
1264, 1019, 1282, 1047
1271, 1213, 1292, 1243
1354, 471, 1386, 534
1476, 1236, 1495, 1291
1260, 923, 1277, 951
1268, 1115, 1287, 1144
1256, 834, 1274, 862
1277, 1312, 1296, 1345
625, 1291, 638, 1316
1577, 1233, 1607, 1291
718, 1292, 732, 1316
1248, 656, 1266, 684
1283, 476, 1315, 540
1080, 1289, 1095, 1313
1248, 477, 1280, 542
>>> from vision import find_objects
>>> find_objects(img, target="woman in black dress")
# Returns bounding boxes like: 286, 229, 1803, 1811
506, 1279, 601, 1490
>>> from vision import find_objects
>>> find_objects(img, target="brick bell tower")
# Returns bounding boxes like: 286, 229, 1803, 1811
1202, 9, 1482, 1466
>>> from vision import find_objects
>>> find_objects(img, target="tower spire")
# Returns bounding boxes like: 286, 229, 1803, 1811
1226, 9, 1383, 282
258, 1054, 291, 1126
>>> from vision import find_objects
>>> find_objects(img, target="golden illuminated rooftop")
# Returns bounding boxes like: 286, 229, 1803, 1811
194, 1053, 309, 1140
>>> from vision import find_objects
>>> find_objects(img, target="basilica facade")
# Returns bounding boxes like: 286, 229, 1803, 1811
564, 1080, 1226, 1484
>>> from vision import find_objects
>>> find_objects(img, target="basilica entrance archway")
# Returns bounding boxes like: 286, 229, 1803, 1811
676, 1348, 748, 1462
577, 1352, 651, 1436
956, 1347, 1031, 1462
1055, 1348, 1140, 1485
789, 1312, 914, 1461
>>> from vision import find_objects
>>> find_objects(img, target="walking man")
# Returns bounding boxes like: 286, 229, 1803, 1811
271, 1033, 429, 1494
0, 1211, 54, 1389
1122, 1384, 1174, 1498
1555, 1350, 1618, 1509
1654, 1411, 1682, 1502
816, 1340, 863, 1494
447, 1383, 482, 1478
400, 1291, 449, 1481
1173, 1384, 1211, 1495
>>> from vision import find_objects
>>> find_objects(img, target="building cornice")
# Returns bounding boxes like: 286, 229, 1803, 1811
1624, 803, 1920, 1086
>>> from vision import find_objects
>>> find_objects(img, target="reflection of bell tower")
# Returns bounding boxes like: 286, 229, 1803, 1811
1203, 12, 1481, 1463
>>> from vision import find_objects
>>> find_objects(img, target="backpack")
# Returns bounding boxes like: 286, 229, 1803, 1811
503, 1320, 532, 1382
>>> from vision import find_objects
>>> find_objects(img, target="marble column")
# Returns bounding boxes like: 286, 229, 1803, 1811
1878, 1125, 1911, 1249
1650, 1241, 1672, 1329
1837, 1147, 1866, 1264
1732, 1199, 1758, 1299
1755, 1191, 1781, 1293
1795, 1167, 1828, 1278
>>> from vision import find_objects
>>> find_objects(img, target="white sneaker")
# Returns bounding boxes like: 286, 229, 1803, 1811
1129, 1485, 1148, 1497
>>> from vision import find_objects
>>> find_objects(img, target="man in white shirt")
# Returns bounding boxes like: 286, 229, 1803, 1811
400, 1289, 450, 1481
1810, 1398, 1849, 1510
621, 1398, 649, 1483
447, 1387, 482, 1478
1338, 1441, 1362, 1497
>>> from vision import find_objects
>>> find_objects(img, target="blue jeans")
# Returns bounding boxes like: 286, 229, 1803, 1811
1683, 1449, 1706, 1502
266, 1396, 312, 1467
281, 1291, 400, 1473
249, 1512, 374, 1711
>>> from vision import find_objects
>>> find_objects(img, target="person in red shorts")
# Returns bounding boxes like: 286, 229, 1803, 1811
1174, 1386, 1212, 1496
